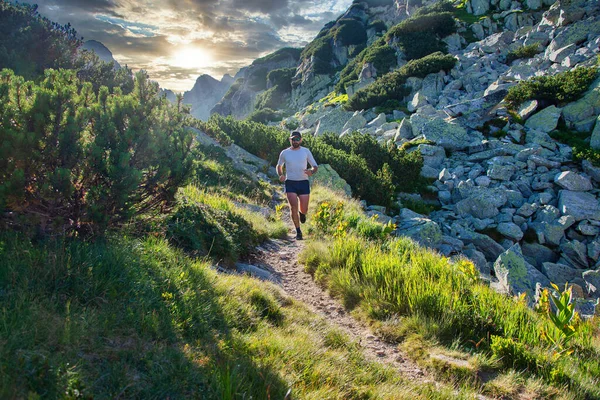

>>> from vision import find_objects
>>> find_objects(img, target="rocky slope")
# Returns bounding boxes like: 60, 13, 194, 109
183, 74, 233, 121
211, 48, 301, 119
275, 0, 600, 316
82, 40, 121, 68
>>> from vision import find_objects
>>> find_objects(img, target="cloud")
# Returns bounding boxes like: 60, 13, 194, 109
18, 0, 352, 91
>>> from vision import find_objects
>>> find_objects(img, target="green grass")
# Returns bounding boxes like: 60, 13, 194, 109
0, 231, 490, 399
299, 189, 600, 399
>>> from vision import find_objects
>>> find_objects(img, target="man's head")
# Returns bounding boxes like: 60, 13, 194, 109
290, 131, 302, 148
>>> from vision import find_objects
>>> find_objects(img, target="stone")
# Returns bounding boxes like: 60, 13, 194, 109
590, 115, 600, 150
367, 113, 386, 129
469, 0, 491, 15
494, 244, 551, 301
518, 100, 539, 121
417, 144, 446, 168
314, 107, 355, 136
560, 240, 589, 269
583, 270, 600, 298
408, 92, 428, 112
578, 221, 600, 236
558, 190, 600, 221
524, 106, 562, 133
439, 168, 451, 182
562, 76, 600, 131
517, 203, 538, 218
464, 248, 491, 275
526, 131, 557, 150
235, 263, 278, 282
411, 115, 472, 151
395, 118, 414, 141
549, 44, 576, 63
529, 155, 561, 169
582, 160, 600, 183
526, 0, 542, 10
458, 229, 507, 262
438, 190, 452, 204
487, 164, 516, 181
341, 111, 367, 133
554, 171, 593, 192
531, 221, 566, 246
497, 222, 524, 241
541, 262, 583, 287
475, 175, 491, 187
396, 210, 443, 248
522, 242, 558, 270
421, 165, 441, 179
311, 164, 352, 196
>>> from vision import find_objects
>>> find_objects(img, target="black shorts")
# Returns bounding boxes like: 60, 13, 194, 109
285, 180, 310, 195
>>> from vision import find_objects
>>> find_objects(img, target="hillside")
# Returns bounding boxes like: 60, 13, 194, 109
1, 0, 600, 398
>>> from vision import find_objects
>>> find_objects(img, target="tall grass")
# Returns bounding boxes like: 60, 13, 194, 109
0, 232, 485, 399
299, 190, 600, 398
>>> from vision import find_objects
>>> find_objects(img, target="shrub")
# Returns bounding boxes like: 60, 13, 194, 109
505, 43, 542, 64
167, 190, 259, 264
505, 66, 599, 109
247, 107, 283, 123
333, 19, 367, 46
223, 78, 243, 101
346, 52, 456, 111
368, 19, 387, 33
248, 67, 268, 91
0, 69, 195, 235
267, 67, 296, 89
386, 12, 456, 60
255, 88, 286, 110
251, 47, 301, 66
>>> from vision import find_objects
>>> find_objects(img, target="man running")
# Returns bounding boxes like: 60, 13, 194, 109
277, 131, 318, 240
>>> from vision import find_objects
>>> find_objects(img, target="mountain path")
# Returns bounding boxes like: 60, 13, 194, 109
246, 236, 434, 383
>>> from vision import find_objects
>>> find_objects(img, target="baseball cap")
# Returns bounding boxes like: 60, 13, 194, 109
289, 131, 302, 139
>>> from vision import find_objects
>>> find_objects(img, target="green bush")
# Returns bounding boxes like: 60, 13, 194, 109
247, 107, 283, 123
414, 1, 455, 16
505, 43, 542, 64
386, 12, 456, 60
505, 66, 599, 109
248, 67, 269, 91
346, 52, 456, 110
0, 69, 195, 235
223, 78, 243, 100
368, 19, 387, 33
167, 193, 259, 264
333, 19, 367, 46
336, 38, 398, 94
251, 47, 302, 66
267, 67, 295, 89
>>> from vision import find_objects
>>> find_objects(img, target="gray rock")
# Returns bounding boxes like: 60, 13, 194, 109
395, 118, 413, 141
439, 168, 451, 182
367, 113, 387, 129
560, 240, 589, 269
314, 108, 355, 136
583, 270, 600, 298
469, 0, 491, 15
524, 106, 562, 133
577, 221, 600, 236
341, 111, 367, 133
417, 144, 446, 168
574, 299, 598, 319
236, 262, 278, 282
542, 262, 583, 287
526, 131, 557, 151
549, 44, 577, 64
439, 190, 452, 204
411, 116, 472, 151
587, 240, 600, 262
487, 164, 516, 181
463, 248, 491, 275
582, 160, 600, 182
554, 171, 593, 191
517, 203, 538, 217
522, 242, 558, 270
518, 100, 539, 120
396, 209, 443, 248
421, 165, 441, 179
459, 229, 507, 261
497, 222, 524, 241
494, 244, 551, 300
562, 76, 600, 131
590, 115, 600, 150
311, 164, 352, 196
558, 190, 600, 221
475, 175, 491, 187
531, 221, 566, 246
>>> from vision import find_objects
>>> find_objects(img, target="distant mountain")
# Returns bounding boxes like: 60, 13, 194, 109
183, 74, 233, 121
82, 40, 121, 68
160, 88, 177, 103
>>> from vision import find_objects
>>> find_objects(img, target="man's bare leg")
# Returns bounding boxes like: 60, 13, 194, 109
286, 192, 300, 228
298, 194, 310, 223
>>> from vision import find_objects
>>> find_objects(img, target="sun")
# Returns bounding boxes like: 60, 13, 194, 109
170, 46, 213, 69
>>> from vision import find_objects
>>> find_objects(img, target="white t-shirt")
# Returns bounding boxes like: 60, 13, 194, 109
277, 147, 318, 181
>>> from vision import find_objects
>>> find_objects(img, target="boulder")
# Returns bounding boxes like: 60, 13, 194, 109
524, 106, 562, 133
558, 190, 600, 221
497, 222, 524, 241
412, 116, 472, 151
395, 118, 414, 141
554, 171, 593, 191
396, 209, 443, 248
311, 164, 352, 196
463, 248, 491, 275
560, 240, 589, 269
518, 100, 539, 120
367, 113, 387, 129
549, 44, 576, 63
417, 144, 446, 168
562, 76, 600, 131
590, 115, 600, 150
459, 229, 506, 261
583, 269, 600, 298
314, 108, 355, 136
469, 0, 491, 15
494, 244, 551, 300
341, 111, 367, 133
522, 242, 558, 270
541, 262, 584, 287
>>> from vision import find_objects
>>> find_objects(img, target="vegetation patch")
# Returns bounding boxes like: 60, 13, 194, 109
346, 52, 456, 111
251, 47, 301, 66
386, 12, 457, 60
505, 43, 543, 64
504, 66, 599, 109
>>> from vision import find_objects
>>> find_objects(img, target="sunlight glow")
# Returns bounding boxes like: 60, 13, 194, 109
170, 46, 214, 69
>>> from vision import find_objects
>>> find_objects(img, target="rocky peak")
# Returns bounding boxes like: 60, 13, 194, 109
82, 40, 121, 68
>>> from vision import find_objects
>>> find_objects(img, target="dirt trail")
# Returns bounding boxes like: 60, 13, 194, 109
247, 236, 432, 382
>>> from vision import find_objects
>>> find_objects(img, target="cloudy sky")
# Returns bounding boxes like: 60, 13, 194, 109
22, 0, 352, 92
